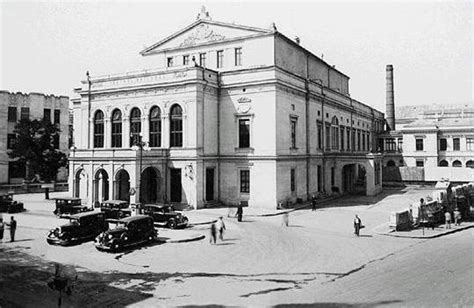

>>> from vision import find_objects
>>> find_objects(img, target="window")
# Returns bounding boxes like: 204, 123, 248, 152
149, 106, 161, 147
8, 161, 25, 178
20, 107, 29, 120
54, 109, 60, 124
452, 160, 462, 167
290, 169, 296, 192
240, 170, 250, 193
331, 167, 335, 186
8, 107, 17, 122
325, 123, 331, 150
439, 138, 447, 151
199, 53, 206, 67
466, 160, 474, 168
346, 128, 350, 150
387, 160, 396, 167
439, 160, 448, 167
317, 122, 322, 149
467, 138, 474, 151
386, 138, 396, 152
351, 130, 356, 151
170, 105, 183, 147
416, 160, 424, 167
183, 55, 189, 66
43, 109, 51, 122
362, 132, 366, 151
453, 138, 460, 151
340, 126, 345, 151
290, 119, 297, 149
415, 138, 424, 151
93, 110, 104, 148
217, 50, 224, 68
167, 57, 173, 67
330, 117, 339, 150
238, 119, 250, 148
111, 109, 122, 148
7, 134, 16, 149
130, 108, 142, 147
234, 48, 242, 66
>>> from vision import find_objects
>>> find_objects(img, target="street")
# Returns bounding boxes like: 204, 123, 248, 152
0, 188, 473, 307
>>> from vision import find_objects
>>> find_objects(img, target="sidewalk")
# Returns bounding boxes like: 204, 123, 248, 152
373, 221, 474, 239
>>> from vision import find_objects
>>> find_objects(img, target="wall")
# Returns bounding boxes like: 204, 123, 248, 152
383, 166, 474, 182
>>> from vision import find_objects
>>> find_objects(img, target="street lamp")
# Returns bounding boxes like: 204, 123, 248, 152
131, 132, 150, 205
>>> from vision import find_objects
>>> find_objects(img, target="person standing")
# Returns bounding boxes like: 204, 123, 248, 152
311, 195, 317, 211
354, 214, 362, 236
217, 216, 226, 241
453, 208, 461, 226
0, 217, 4, 242
209, 222, 217, 244
236, 206, 243, 222
7, 216, 16, 242
444, 211, 451, 229
282, 212, 289, 227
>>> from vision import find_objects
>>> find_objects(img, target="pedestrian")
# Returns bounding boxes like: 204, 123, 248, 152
444, 211, 451, 229
453, 208, 461, 226
236, 206, 243, 222
353, 214, 362, 236
217, 216, 226, 241
0, 217, 4, 242
209, 222, 217, 244
311, 194, 317, 211
282, 212, 289, 227
427, 211, 434, 230
6, 216, 16, 242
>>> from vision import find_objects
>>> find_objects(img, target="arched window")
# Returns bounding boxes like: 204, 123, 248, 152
330, 116, 339, 150
439, 160, 448, 167
111, 109, 122, 148
387, 160, 396, 167
170, 104, 183, 147
149, 106, 161, 147
466, 160, 474, 168
130, 108, 141, 146
452, 160, 462, 167
93, 110, 104, 148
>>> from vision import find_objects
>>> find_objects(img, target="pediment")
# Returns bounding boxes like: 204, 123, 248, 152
141, 20, 271, 55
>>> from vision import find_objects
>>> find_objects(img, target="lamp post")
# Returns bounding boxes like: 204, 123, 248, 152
131, 132, 150, 205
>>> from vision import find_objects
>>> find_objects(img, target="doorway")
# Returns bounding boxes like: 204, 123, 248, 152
206, 168, 215, 201
170, 168, 182, 203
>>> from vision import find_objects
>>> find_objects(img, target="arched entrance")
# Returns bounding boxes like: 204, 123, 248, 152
74, 169, 88, 200
355, 164, 367, 195
114, 169, 130, 202
342, 164, 356, 194
140, 167, 161, 204
94, 169, 109, 206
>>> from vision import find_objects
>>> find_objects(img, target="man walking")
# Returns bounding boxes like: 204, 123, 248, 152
354, 214, 362, 236
217, 216, 226, 241
7, 216, 16, 242
282, 212, 289, 227
444, 211, 451, 229
453, 208, 461, 226
311, 194, 317, 211
209, 222, 217, 244
236, 206, 243, 222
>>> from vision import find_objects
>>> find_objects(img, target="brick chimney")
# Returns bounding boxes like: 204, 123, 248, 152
386, 64, 395, 131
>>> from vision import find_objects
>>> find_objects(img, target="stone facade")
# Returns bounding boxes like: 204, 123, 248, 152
0, 91, 69, 184
70, 10, 384, 209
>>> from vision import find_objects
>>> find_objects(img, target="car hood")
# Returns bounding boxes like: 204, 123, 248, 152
58, 223, 79, 231
105, 227, 127, 236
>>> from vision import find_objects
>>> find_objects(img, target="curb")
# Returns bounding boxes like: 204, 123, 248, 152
164, 234, 206, 243
373, 224, 474, 239
188, 219, 217, 226
248, 196, 339, 217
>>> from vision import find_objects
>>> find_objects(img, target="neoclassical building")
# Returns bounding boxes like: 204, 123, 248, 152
70, 8, 385, 209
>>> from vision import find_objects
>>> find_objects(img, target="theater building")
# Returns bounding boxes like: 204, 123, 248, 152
70, 8, 385, 209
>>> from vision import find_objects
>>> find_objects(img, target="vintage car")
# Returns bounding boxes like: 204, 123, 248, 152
53, 197, 92, 216
47, 212, 108, 246
0, 194, 24, 213
142, 204, 189, 229
94, 215, 157, 252
100, 200, 132, 219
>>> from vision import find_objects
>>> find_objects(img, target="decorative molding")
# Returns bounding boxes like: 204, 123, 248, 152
178, 24, 226, 48
237, 97, 251, 104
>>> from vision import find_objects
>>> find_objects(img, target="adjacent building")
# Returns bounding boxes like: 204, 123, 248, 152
0, 91, 69, 184
70, 8, 385, 209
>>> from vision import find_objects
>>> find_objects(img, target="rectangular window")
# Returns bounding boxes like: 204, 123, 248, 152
351, 130, 356, 151
111, 121, 122, 148
415, 138, 424, 151
7, 134, 16, 149
8, 107, 17, 122
467, 138, 474, 151
217, 50, 224, 68
240, 170, 250, 193
317, 122, 322, 149
183, 55, 189, 66
453, 138, 460, 151
357, 130, 361, 151
290, 119, 297, 149
20, 107, 29, 120
325, 123, 331, 150
167, 57, 173, 67
340, 126, 345, 151
199, 53, 206, 67
440, 138, 447, 151
54, 109, 60, 124
43, 109, 51, 122
416, 160, 424, 167
346, 128, 350, 150
290, 169, 296, 192
234, 48, 242, 66
362, 132, 366, 151
238, 119, 250, 148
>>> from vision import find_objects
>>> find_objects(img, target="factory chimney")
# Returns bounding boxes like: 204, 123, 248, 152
385, 64, 395, 131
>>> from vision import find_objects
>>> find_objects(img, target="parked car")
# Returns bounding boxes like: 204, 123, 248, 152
95, 215, 157, 252
100, 200, 132, 219
0, 194, 24, 213
142, 204, 189, 229
53, 197, 92, 216
47, 212, 108, 246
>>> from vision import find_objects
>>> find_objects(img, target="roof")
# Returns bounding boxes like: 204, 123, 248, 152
402, 117, 474, 129
69, 211, 102, 219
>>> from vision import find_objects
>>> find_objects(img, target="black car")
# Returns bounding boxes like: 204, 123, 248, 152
47, 212, 108, 246
100, 200, 132, 219
142, 204, 189, 229
53, 197, 92, 216
0, 194, 24, 213
95, 215, 157, 252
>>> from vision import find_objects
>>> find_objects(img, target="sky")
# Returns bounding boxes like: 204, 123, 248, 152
0, 0, 472, 113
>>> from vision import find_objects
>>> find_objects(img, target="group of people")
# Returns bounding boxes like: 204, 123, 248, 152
444, 208, 462, 229
0, 215, 17, 242
209, 216, 226, 244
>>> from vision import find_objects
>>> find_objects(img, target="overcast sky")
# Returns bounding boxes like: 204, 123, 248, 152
0, 0, 472, 112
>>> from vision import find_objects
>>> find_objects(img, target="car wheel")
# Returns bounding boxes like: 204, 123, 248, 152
111, 241, 120, 251
168, 220, 176, 229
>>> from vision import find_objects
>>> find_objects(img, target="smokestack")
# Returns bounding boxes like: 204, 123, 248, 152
386, 64, 395, 131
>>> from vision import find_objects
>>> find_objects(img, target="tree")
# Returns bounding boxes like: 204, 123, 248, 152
8, 119, 67, 195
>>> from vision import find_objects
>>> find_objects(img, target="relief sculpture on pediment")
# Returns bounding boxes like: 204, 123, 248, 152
179, 24, 226, 48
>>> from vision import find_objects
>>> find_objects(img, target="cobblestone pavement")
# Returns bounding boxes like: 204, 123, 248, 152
0, 187, 471, 306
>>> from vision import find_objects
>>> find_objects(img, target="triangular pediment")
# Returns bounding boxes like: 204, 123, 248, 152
141, 20, 271, 55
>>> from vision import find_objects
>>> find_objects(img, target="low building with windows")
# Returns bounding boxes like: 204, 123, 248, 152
0, 91, 69, 184
70, 8, 385, 209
